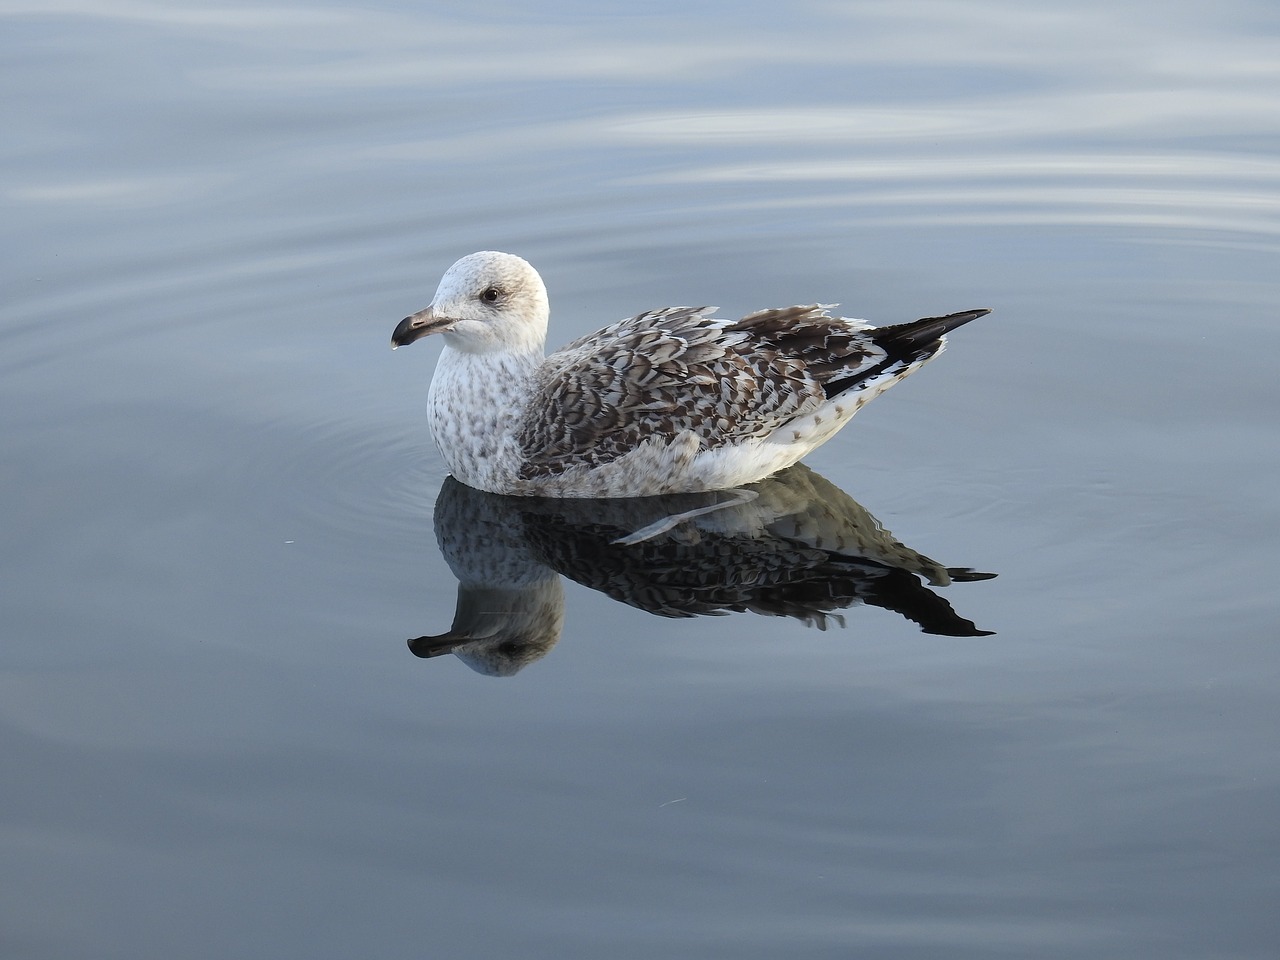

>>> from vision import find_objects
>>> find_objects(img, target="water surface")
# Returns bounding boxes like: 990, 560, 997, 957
3, 1, 1279, 957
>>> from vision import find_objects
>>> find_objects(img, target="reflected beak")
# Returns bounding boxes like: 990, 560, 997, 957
391, 306, 453, 348
407, 633, 468, 659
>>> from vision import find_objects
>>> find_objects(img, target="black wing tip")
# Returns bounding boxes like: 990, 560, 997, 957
946, 567, 998, 582
873, 307, 991, 352
909, 306, 992, 333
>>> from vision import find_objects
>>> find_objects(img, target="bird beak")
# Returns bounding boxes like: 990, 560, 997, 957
407, 632, 468, 658
391, 306, 453, 348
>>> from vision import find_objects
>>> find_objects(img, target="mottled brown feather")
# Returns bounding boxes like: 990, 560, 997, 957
515, 305, 889, 479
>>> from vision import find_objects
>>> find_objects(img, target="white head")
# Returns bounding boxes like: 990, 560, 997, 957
391, 251, 550, 355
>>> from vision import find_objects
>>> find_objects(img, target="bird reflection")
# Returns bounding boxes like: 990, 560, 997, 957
409, 464, 995, 676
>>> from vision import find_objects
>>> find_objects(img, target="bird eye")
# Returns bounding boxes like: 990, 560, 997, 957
481, 287, 501, 304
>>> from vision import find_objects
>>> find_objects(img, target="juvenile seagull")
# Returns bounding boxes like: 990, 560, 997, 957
392, 251, 988, 498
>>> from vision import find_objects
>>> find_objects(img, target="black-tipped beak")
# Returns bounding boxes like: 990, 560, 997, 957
407, 633, 466, 659
391, 306, 451, 348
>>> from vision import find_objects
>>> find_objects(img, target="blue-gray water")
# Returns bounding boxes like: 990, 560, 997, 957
3, 1, 1279, 957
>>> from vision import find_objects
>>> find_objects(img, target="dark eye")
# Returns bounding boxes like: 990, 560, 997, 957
480, 287, 501, 304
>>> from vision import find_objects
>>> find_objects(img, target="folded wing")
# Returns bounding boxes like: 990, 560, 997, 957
516, 304, 898, 479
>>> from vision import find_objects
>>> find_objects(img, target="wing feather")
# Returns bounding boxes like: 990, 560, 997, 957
515, 305, 887, 479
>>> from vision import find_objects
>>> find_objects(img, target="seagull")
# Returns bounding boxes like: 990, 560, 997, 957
392, 251, 988, 498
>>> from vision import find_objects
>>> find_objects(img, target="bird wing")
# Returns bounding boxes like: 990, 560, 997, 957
515, 305, 882, 479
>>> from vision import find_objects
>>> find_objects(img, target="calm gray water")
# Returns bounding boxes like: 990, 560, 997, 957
4, 1, 1279, 957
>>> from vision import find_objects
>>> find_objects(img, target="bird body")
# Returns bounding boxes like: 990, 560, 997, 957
392, 251, 987, 497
